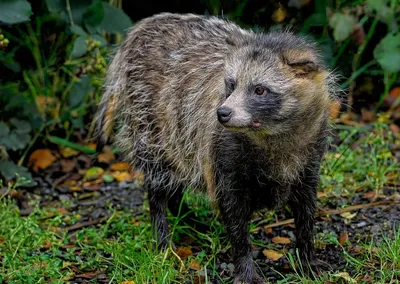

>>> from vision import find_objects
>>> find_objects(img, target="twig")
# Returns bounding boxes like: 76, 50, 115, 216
65, 214, 112, 232
263, 200, 400, 229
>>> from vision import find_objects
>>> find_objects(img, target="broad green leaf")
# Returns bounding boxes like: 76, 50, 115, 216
0, 122, 10, 137
98, 2, 132, 34
0, 160, 36, 186
0, 131, 30, 151
329, 13, 356, 42
45, 0, 63, 13
10, 118, 31, 134
68, 75, 93, 108
70, 36, 88, 59
83, 0, 104, 28
0, 0, 32, 24
70, 25, 87, 37
373, 33, 400, 73
302, 13, 327, 33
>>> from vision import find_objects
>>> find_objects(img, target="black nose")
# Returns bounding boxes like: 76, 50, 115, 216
217, 107, 232, 123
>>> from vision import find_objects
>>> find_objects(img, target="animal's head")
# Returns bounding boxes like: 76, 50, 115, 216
217, 31, 335, 135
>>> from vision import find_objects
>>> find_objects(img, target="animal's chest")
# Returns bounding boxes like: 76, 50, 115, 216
236, 165, 292, 210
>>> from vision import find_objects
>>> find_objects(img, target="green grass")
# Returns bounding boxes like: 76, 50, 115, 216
0, 123, 399, 283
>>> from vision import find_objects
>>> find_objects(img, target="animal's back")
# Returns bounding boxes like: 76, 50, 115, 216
103, 13, 241, 191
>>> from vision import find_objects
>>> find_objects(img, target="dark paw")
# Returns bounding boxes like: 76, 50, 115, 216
233, 276, 265, 284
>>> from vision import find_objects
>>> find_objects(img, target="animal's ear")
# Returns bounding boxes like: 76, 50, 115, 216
282, 49, 321, 77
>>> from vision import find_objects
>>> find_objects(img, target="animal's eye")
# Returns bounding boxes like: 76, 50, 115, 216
225, 79, 236, 98
254, 86, 268, 95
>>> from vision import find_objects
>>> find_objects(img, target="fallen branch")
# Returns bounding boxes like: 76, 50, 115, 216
65, 214, 113, 232
264, 200, 400, 229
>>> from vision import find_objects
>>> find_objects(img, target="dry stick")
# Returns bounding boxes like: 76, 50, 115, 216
65, 214, 113, 232
264, 200, 400, 229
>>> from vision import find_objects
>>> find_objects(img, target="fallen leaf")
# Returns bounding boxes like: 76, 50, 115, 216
97, 151, 115, 163
340, 211, 358, 220
121, 281, 135, 284
83, 182, 101, 191
60, 159, 76, 172
263, 249, 284, 261
28, 149, 56, 171
176, 247, 193, 259
189, 259, 201, 271
85, 167, 104, 181
363, 191, 376, 199
271, 236, 291, 244
390, 123, 399, 134
102, 174, 114, 183
339, 232, 349, 245
111, 171, 134, 182
69, 185, 82, 192
361, 109, 376, 123
111, 162, 131, 171
44, 240, 53, 249
264, 227, 273, 235
60, 147, 79, 158
383, 86, 400, 107
0, 236, 5, 245
317, 191, 327, 198
57, 208, 68, 214
333, 272, 356, 283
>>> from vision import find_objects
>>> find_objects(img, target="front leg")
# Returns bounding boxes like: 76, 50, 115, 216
218, 191, 264, 284
289, 162, 323, 273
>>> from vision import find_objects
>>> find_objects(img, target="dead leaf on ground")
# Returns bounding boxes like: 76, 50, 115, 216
263, 249, 284, 261
28, 149, 57, 171
340, 211, 358, 220
176, 247, 193, 259
363, 191, 376, 199
339, 232, 349, 245
271, 236, 291, 244
84, 167, 104, 181
333, 272, 356, 283
43, 240, 53, 249
60, 147, 79, 158
111, 171, 134, 182
189, 259, 201, 271
0, 236, 5, 245
60, 159, 76, 172
121, 281, 135, 284
97, 151, 115, 163
111, 162, 131, 171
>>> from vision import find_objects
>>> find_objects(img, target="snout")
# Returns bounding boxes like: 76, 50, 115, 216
217, 107, 232, 123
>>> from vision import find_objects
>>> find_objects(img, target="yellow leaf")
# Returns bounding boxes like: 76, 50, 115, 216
111, 171, 134, 182
111, 162, 131, 171
333, 272, 357, 283
97, 151, 115, 163
189, 259, 201, 271
340, 212, 357, 220
60, 147, 79, 158
263, 249, 284, 261
28, 149, 56, 171
120, 281, 135, 284
271, 236, 291, 244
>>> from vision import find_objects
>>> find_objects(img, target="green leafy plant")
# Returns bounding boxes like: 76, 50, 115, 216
0, 0, 132, 185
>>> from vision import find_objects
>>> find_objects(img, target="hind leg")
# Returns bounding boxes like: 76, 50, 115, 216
145, 168, 183, 249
